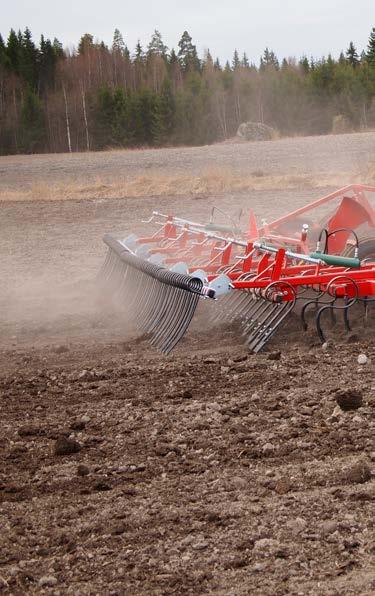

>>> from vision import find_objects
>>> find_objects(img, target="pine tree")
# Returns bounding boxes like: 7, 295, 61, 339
232, 49, 240, 69
260, 47, 279, 70
112, 87, 129, 145
6, 29, 21, 73
0, 33, 9, 68
366, 27, 375, 66
53, 37, 64, 58
20, 27, 39, 88
39, 35, 58, 91
134, 40, 144, 63
346, 42, 359, 67
203, 49, 213, 67
138, 89, 157, 144
94, 86, 115, 148
169, 48, 178, 64
20, 89, 46, 152
78, 33, 94, 55
151, 96, 164, 145
177, 31, 200, 71
299, 56, 310, 73
158, 77, 176, 141
112, 29, 126, 55
214, 57, 221, 70
241, 52, 249, 68
147, 30, 168, 57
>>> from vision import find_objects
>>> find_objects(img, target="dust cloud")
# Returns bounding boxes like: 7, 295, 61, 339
0, 268, 135, 350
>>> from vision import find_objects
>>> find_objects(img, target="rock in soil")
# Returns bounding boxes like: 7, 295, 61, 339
53, 436, 81, 456
357, 353, 368, 365
38, 575, 58, 587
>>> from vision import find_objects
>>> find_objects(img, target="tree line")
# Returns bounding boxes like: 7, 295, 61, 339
0, 27, 375, 154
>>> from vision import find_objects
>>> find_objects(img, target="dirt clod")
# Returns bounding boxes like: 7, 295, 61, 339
53, 344, 69, 354
267, 351, 281, 361
274, 478, 291, 494
70, 419, 86, 431
182, 389, 193, 399
93, 479, 112, 491
18, 425, 44, 437
335, 389, 363, 411
53, 436, 81, 456
343, 459, 372, 484
77, 464, 90, 476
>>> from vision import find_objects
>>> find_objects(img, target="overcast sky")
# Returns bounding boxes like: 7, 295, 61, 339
2, 0, 374, 64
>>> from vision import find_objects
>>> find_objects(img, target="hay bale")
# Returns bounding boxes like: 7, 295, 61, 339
332, 114, 352, 134
236, 121, 276, 142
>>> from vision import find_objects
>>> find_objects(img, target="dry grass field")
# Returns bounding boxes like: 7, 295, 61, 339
0, 132, 375, 595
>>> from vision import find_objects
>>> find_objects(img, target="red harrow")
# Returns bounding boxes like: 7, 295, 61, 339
99, 185, 375, 354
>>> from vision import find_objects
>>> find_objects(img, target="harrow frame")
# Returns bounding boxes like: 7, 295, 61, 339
99, 184, 375, 354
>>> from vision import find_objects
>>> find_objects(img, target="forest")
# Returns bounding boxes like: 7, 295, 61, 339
0, 27, 375, 154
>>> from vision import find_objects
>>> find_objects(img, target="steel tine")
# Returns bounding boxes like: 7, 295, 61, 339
241, 297, 271, 334
249, 301, 295, 353
223, 291, 254, 322
151, 276, 203, 352
150, 284, 184, 348
144, 281, 174, 335
102, 249, 120, 285
143, 283, 170, 335
246, 302, 282, 349
97, 249, 112, 281
136, 276, 163, 330
151, 286, 187, 351
162, 290, 200, 354
236, 293, 264, 325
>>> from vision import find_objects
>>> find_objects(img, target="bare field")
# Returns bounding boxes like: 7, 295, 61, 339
0, 133, 375, 595
1, 131, 375, 202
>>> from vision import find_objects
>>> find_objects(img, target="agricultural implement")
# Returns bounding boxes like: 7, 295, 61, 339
99, 184, 375, 354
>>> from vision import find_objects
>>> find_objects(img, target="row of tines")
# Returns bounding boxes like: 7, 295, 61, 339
99, 235, 203, 354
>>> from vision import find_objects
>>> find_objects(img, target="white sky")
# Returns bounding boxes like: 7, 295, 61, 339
2, 0, 374, 64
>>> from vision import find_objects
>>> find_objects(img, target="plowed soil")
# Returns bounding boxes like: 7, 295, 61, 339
0, 134, 374, 595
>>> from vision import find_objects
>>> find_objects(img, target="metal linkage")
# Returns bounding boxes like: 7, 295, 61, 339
99, 234, 214, 354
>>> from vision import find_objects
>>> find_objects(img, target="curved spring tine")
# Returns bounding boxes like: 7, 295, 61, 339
241, 299, 271, 335
247, 301, 294, 353
316, 302, 336, 344
138, 277, 167, 332
301, 291, 333, 331
224, 292, 256, 323
211, 290, 247, 323
144, 282, 174, 335
150, 286, 199, 354
244, 302, 279, 344
160, 289, 200, 354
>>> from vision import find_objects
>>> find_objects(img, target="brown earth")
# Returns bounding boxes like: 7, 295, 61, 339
0, 134, 375, 595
